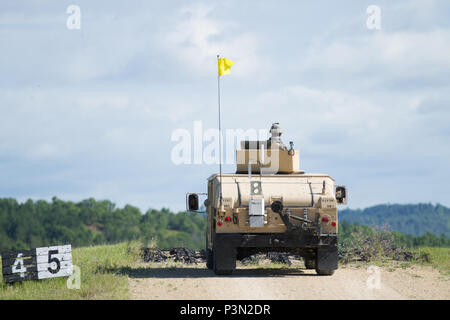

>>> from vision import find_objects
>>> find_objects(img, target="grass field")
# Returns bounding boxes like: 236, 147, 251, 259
0, 243, 448, 299
413, 247, 450, 275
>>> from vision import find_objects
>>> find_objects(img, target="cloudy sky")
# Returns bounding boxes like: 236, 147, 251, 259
1, 0, 449, 212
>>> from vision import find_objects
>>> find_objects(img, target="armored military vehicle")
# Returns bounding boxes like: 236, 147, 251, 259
187, 123, 348, 275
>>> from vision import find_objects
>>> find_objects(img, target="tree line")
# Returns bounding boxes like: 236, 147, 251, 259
0, 198, 448, 252
0, 197, 205, 252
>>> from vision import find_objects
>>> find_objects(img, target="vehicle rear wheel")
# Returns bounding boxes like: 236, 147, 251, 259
213, 250, 234, 275
315, 246, 337, 276
206, 249, 213, 269
212, 236, 236, 276
315, 269, 335, 276
206, 235, 213, 269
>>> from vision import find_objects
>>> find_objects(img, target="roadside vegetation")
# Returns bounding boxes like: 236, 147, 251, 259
413, 247, 450, 275
338, 223, 450, 275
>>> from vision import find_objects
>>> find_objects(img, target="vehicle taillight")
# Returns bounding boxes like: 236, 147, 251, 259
322, 216, 329, 223
217, 221, 223, 227
225, 216, 231, 222
331, 221, 336, 227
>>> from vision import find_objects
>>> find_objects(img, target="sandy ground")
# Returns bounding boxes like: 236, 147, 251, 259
128, 263, 450, 300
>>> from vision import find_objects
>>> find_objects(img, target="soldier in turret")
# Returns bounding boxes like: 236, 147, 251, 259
268, 122, 288, 150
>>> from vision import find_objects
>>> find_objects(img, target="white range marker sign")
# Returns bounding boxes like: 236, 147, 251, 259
1, 245, 73, 283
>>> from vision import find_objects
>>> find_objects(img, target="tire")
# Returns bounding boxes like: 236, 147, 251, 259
315, 269, 335, 276
206, 249, 213, 269
213, 251, 234, 275
305, 259, 316, 269
212, 236, 235, 276
315, 246, 337, 276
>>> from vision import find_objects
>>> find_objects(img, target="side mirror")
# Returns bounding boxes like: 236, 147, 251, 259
187, 193, 199, 211
186, 193, 207, 212
335, 186, 348, 205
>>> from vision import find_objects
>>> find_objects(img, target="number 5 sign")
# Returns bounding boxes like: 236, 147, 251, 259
1, 245, 73, 283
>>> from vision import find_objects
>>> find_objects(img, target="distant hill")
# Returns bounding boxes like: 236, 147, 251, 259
340, 203, 450, 237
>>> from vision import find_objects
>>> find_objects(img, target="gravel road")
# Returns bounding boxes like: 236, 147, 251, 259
129, 264, 449, 300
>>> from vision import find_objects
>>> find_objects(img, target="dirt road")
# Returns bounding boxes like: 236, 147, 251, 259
129, 264, 449, 300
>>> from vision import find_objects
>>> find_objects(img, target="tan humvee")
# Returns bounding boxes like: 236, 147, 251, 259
187, 123, 348, 275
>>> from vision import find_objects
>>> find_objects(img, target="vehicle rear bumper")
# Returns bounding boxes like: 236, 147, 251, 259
214, 232, 337, 248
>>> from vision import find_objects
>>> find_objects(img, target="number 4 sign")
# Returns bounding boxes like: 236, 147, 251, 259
1, 245, 73, 283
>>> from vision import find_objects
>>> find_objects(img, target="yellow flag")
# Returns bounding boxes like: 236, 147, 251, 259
218, 57, 234, 76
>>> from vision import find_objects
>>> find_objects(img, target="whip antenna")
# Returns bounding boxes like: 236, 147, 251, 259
217, 54, 223, 210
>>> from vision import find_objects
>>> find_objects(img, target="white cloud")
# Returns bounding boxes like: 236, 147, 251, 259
0, 86, 196, 164
162, 3, 267, 78
301, 29, 450, 86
